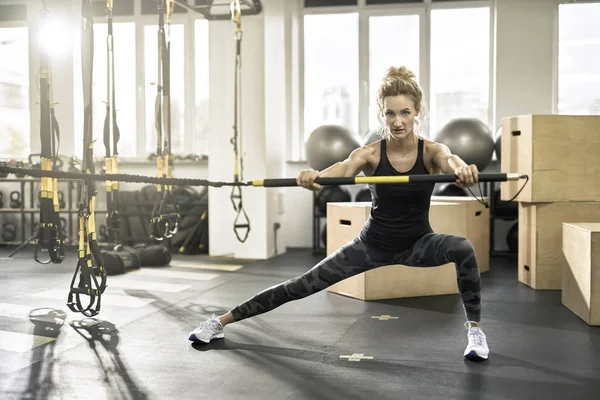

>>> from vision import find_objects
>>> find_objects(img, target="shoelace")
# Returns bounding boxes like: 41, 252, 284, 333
468, 329, 486, 346
195, 314, 221, 332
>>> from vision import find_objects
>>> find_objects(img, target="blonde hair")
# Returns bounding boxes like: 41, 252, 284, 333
376, 66, 428, 136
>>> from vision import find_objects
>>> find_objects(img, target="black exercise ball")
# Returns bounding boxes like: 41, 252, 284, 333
435, 118, 495, 171
306, 125, 361, 172
493, 188, 518, 219
355, 188, 372, 202
321, 223, 327, 247
315, 185, 352, 216
433, 182, 468, 196
506, 222, 518, 252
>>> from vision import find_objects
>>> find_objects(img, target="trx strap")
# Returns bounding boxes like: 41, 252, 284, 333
35, 0, 64, 265
229, 0, 250, 243
103, 0, 121, 248
149, 0, 180, 242
67, 0, 107, 317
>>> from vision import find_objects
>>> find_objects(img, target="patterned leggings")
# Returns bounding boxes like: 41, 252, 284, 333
231, 233, 481, 323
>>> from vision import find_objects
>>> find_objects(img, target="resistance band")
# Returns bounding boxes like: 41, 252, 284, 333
67, 0, 107, 318
149, 0, 180, 242
103, 0, 121, 248
229, 0, 250, 243
35, 0, 64, 265
0, 166, 527, 189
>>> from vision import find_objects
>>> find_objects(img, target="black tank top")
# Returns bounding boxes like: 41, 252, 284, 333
358, 138, 435, 252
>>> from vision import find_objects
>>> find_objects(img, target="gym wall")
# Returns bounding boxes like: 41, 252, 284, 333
0, 0, 562, 257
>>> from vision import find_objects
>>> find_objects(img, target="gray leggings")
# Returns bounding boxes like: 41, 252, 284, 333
231, 233, 481, 323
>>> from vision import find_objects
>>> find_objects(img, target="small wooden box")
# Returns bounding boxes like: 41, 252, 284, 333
562, 223, 600, 326
519, 202, 600, 290
500, 114, 600, 202
326, 201, 477, 301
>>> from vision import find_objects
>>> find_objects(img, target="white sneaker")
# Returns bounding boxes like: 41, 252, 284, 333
188, 314, 224, 344
463, 323, 489, 361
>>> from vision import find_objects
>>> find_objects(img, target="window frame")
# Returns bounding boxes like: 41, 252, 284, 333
429, 0, 494, 132
130, 11, 197, 159
292, 0, 494, 161
361, 7, 427, 139
84, 5, 210, 160
555, 2, 600, 117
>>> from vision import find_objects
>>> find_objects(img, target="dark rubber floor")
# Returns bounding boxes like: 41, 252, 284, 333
1, 246, 599, 400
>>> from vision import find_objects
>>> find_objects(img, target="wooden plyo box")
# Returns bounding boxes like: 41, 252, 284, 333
431, 196, 490, 273
500, 114, 600, 202
519, 202, 600, 290
562, 223, 600, 326
325, 200, 487, 301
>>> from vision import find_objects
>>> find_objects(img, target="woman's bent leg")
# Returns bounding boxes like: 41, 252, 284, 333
393, 233, 481, 322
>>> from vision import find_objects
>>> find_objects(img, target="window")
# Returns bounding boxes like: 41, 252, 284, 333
0, 27, 29, 159
558, 3, 600, 115
144, 24, 185, 156
369, 14, 420, 136
429, 7, 490, 136
303, 13, 359, 146
195, 19, 209, 156
88, 22, 137, 158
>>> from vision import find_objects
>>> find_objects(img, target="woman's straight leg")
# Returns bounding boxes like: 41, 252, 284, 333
230, 238, 391, 322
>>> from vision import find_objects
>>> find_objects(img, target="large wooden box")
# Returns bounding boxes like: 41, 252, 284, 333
519, 202, 600, 290
500, 114, 600, 202
326, 200, 486, 301
432, 196, 490, 273
562, 223, 600, 326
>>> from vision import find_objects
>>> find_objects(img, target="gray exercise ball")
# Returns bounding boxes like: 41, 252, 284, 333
435, 118, 495, 171
306, 125, 361, 171
363, 128, 384, 146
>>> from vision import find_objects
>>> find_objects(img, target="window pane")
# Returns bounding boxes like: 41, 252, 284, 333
144, 24, 185, 156
303, 13, 359, 141
558, 3, 600, 115
0, 27, 30, 159
195, 19, 209, 156
430, 7, 490, 136
369, 15, 419, 136
86, 22, 137, 158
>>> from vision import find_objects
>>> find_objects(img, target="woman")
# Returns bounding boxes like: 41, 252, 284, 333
188, 66, 489, 361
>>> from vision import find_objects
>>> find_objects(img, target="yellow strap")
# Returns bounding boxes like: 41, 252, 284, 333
230, 0, 241, 31
112, 156, 119, 190
88, 196, 97, 234
166, 0, 175, 24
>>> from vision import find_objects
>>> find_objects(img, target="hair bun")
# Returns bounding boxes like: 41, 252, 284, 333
385, 66, 417, 81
